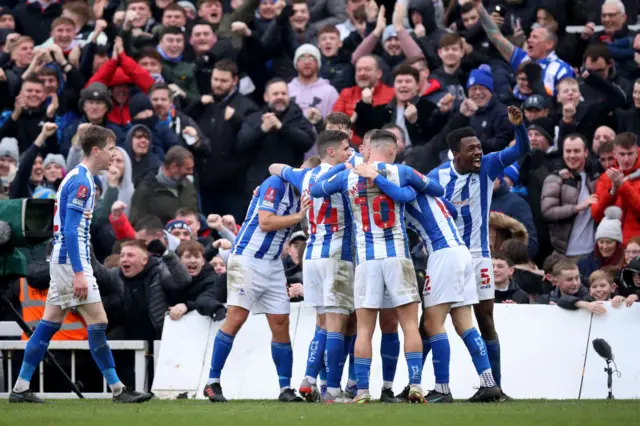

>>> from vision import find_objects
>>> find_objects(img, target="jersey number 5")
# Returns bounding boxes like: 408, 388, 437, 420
480, 268, 491, 285
355, 195, 396, 231
309, 199, 338, 234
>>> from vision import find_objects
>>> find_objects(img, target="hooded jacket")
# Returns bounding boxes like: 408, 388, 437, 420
98, 147, 135, 218
124, 124, 162, 185
86, 52, 155, 126
288, 77, 340, 120
489, 211, 529, 252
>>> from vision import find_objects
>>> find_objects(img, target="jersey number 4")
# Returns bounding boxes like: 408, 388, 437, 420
355, 195, 396, 231
309, 199, 338, 234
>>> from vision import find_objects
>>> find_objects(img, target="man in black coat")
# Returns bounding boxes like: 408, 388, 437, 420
190, 59, 260, 221
237, 77, 315, 196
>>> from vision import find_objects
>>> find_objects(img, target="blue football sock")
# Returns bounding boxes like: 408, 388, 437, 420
346, 334, 356, 383
485, 336, 502, 387
429, 333, 451, 386
87, 323, 120, 385
354, 357, 371, 391
209, 330, 235, 380
461, 328, 492, 376
422, 338, 432, 367
271, 341, 293, 389
18, 320, 60, 383
325, 332, 345, 389
304, 326, 326, 379
318, 356, 327, 382
380, 332, 399, 387
405, 352, 423, 385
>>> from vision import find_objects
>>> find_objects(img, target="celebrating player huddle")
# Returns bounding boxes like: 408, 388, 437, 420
204, 106, 530, 404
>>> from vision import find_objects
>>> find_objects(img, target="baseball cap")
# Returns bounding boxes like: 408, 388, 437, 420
523, 95, 548, 111
289, 230, 306, 243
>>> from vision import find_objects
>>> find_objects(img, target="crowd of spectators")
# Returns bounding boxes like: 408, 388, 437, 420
1, 0, 640, 391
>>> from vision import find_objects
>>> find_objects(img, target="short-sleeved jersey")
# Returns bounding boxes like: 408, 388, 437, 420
427, 123, 530, 258
233, 176, 299, 260
313, 162, 419, 264
51, 165, 96, 269
510, 48, 574, 96
281, 164, 353, 261
405, 195, 463, 254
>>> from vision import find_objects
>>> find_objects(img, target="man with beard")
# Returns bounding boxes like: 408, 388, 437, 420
191, 59, 259, 221
332, 54, 394, 145
288, 44, 339, 131
130, 145, 198, 225
163, 240, 227, 322
238, 78, 315, 198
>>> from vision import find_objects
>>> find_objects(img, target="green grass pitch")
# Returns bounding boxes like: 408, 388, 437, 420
1, 400, 639, 426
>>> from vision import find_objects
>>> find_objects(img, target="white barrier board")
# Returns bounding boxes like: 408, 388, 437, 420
152, 304, 640, 400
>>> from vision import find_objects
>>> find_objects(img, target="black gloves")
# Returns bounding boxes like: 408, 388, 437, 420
146, 239, 166, 257
212, 305, 227, 322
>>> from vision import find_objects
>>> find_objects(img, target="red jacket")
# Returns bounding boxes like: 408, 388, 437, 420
86, 52, 154, 126
592, 153, 640, 244
332, 81, 395, 145
110, 213, 136, 241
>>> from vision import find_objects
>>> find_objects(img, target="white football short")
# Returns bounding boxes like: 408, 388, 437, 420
47, 263, 101, 310
354, 258, 420, 309
303, 258, 354, 315
423, 246, 471, 308
473, 256, 495, 302
226, 254, 290, 315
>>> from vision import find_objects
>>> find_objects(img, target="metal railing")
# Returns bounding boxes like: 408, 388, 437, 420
0, 322, 148, 399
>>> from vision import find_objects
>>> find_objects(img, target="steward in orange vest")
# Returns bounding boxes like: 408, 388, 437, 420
19, 277, 88, 341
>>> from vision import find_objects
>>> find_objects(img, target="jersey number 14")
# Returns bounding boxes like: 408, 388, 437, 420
309, 199, 338, 234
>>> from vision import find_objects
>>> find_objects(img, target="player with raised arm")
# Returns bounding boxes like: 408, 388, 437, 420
203, 159, 316, 403
269, 130, 354, 403
427, 105, 530, 401
9, 124, 153, 404
356, 162, 501, 403
310, 130, 444, 404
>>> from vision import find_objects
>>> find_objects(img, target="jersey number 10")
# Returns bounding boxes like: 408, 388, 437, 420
355, 195, 396, 231
309, 199, 338, 234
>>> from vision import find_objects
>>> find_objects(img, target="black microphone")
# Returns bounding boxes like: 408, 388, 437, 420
592, 338, 614, 361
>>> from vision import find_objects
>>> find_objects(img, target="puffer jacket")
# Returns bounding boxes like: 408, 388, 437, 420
540, 169, 599, 254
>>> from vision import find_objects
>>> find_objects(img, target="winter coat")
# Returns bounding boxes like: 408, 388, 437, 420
0, 104, 57, 155
161, 60, 200, 105
307, 0, 348, 33
494, 280, 530, 304
9, 143, 55, 200
592, 154, 640, 244
288, 77, 339, 120
13, 1, 62, 45
491, 182, 539, 259
129, 115, 179, 160
191, 91, 259, 191
129, 172, 199, 226
489, 211, 529, 253
91, 253, 188, 339
86, 53, 155, 126
162, 264, 225, 315
332, 81, 395, 145
237, 103, 315, 194
536, 285, 590, 306
196, 273, 228, 314
469, 97, 513, 153
540, 169, 599, 255
124, 124, 163, 185
615, 106, 640, 136
319, 53, 355, 94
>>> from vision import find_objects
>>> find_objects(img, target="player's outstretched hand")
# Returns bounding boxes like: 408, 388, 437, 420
507, 105, 524, 126
73, 272, 88, 300
353, 163, 379, 180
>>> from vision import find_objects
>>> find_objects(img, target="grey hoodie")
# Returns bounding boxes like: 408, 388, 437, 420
99, 147, 135, 217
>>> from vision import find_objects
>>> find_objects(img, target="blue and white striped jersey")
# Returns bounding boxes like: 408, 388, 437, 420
51, 165, 96, 272
405, 196, 463, 254
511, 48, 574, 96
428, 123, 530, 258
232, 176, 300, 260
348, 149, 364, 167
281, 164, 353, 262
311, 162, 443, 264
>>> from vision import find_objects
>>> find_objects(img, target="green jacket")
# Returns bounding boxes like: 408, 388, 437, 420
214, 0, 260, 48
162, 60, 200, 104
129, 174, 198, 226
